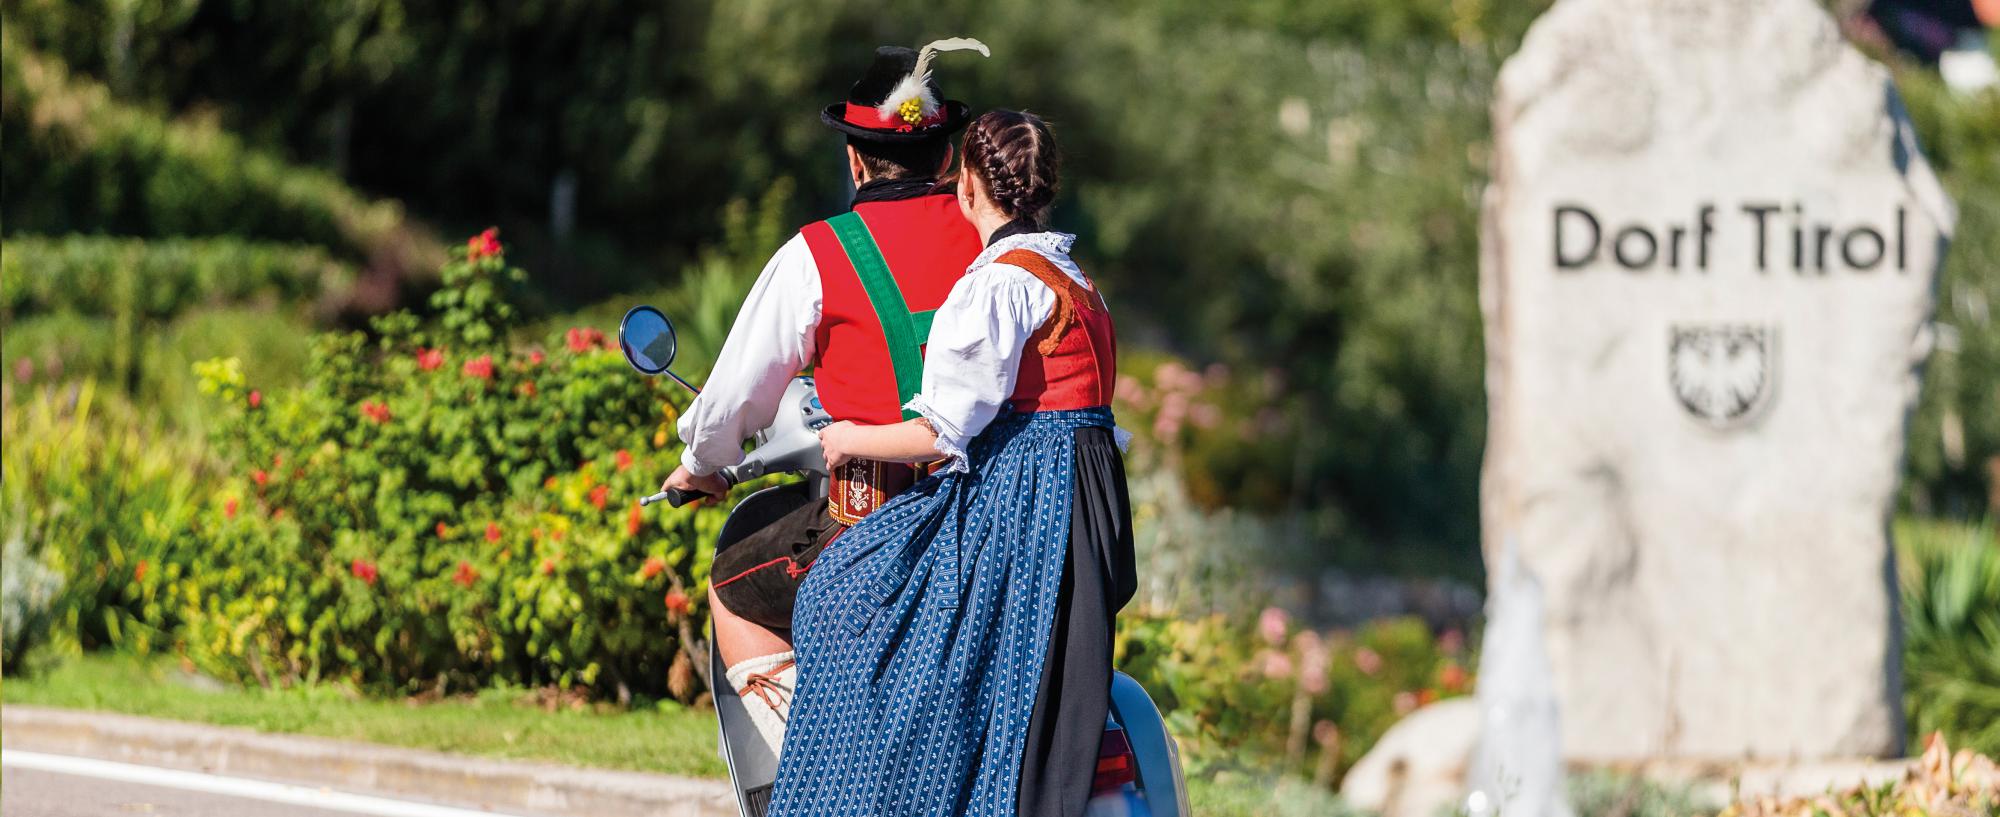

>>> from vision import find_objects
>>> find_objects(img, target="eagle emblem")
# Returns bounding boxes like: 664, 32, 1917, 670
1668, 324, 1774, 428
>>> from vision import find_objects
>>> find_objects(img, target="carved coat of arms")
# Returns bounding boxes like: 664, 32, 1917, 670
1668, 325, 1775, 428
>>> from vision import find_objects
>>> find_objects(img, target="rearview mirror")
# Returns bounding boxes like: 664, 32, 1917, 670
618, 305, 678, 375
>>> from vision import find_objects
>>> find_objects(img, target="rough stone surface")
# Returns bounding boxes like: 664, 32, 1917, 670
1480, 0, 1953, 761
1340, 699, 1480, 817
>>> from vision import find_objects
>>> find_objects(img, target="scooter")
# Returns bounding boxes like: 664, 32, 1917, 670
619, 304, 1189, 817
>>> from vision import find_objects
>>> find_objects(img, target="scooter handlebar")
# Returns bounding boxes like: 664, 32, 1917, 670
641, 488, 702, 508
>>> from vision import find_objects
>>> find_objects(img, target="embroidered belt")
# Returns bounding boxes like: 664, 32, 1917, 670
828, 458, 926, 526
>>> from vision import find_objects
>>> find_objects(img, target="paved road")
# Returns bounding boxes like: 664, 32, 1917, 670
1, 752, 534, 817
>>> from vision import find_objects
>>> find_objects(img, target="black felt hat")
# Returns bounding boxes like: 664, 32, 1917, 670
820, 40, 986, 144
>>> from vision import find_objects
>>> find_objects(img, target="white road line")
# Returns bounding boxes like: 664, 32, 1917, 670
1, 749, 534, 817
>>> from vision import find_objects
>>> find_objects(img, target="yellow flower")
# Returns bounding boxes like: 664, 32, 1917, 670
897, 97, 924, 124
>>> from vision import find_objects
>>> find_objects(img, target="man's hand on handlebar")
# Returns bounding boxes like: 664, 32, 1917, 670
662, 465, 729, 506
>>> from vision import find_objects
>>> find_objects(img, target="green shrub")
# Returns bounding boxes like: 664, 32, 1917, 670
1117, 608, 1473, 787
176, 232, 727, 699
1899, 518, 2000, 756
0, 381, 211, 658
0, 35, 442, 278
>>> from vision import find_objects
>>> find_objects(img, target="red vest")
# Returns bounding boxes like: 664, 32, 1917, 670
1000, 249, 1118, 412
802, 194, 982, 425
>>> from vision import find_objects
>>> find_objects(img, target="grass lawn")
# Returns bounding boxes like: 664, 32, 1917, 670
1, 653, 726, 779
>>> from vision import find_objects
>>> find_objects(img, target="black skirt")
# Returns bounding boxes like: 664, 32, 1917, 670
1016, 426, 1138, 817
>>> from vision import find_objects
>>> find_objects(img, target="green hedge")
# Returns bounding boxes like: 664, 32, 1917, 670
1, 235, 354, 321
0, 34, 442, 278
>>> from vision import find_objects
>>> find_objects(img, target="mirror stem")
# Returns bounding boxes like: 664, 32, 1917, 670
664, 369, 701, 396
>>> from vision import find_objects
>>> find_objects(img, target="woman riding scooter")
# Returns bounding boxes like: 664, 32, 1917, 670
769, 110, 1135, 817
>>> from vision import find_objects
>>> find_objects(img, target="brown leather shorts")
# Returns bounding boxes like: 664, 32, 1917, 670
709, 500, 846, 632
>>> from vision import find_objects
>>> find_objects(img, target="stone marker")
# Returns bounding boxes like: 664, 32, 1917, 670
1479, 0, 1954, 761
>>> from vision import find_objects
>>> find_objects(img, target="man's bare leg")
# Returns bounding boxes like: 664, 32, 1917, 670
713, 587, 796, 764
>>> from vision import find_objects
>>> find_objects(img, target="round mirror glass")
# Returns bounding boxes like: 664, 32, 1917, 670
618, 305, 677, 375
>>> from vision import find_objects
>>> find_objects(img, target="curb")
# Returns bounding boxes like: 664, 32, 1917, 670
0, 705, 735, 817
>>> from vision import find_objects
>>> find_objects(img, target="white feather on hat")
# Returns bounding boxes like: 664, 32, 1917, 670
876, 37, 989, 124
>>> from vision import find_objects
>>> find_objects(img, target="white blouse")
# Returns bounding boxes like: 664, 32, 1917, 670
905, 231, 1124, 473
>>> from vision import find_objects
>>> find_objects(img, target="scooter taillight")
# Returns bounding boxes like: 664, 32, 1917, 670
1092, 726, 1138, 795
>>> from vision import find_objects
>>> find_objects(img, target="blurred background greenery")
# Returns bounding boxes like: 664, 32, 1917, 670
1, 0, 1997, 809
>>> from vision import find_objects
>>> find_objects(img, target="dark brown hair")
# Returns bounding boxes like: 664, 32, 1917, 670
962, 110, 1060, 224
848, 136, 953, 181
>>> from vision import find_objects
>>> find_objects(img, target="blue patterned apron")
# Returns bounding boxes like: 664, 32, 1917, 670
766, 406, 1115, 817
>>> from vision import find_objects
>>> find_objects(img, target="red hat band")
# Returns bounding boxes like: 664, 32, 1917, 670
842, 102, 945, 133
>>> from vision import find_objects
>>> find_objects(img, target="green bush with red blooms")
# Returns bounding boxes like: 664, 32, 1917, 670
180, 230, 725, 701
1117, 607, 1473, 785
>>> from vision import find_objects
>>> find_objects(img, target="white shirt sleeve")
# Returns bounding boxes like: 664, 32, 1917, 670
675, 233, 821, 476
903, 264, 1057, 472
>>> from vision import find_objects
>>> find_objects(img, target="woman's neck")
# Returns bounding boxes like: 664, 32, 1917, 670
973, 209, 1015, 246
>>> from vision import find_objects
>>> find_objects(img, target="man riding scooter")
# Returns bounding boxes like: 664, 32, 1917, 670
658, 39, 990, 770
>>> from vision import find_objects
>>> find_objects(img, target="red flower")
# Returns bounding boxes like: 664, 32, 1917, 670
538, 557, 558, 576
272, 452, 284, 468
436, 522, 450, 539
247, 390, 262, 409
360, 401, 392, 424
485, 522, 502, 544
565, 327, 605, 353
615, 449, 633, 472
462, 355, 494, 380
224, 498, 239, 519
590, 484, 609, 511
134, 559, 149, 582
1439, 662, 1470, 693
519, 380, 537, 398
664, 589, 692, 616
252, 469, 269, 488
453, 561, 479, 588
528, 349, 546, 366
639, 555, 666, 580
416, 348, 446, 372
350, 558, 379, 585
627, 503, 643, 536
466, 228, 502, 261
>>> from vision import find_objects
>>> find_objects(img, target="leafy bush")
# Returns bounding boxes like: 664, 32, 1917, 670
1899, 519, 2000, 756
0, 34, 442, 279
175, 233, 725, 700
1117, 607, 1472, 788
0, 382, 210, 657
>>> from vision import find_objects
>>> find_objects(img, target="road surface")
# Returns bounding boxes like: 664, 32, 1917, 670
1, 751, 535, 817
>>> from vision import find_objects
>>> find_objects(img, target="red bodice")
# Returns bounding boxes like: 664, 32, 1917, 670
999, 249, 1117, 412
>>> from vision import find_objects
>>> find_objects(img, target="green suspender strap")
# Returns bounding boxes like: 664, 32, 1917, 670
826, 211, 936, 420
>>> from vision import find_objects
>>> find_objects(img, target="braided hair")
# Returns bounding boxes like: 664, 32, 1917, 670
961, 110, 1060, 225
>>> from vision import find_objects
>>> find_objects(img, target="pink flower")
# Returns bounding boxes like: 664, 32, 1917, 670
247, 390, 262, 409
350, 558, 379, 586
1392, 691, 1418, 715
1256, 649, 1294, 680
1312, 720, 1340, 748
462, 355, 494, 380
1296, 631, 1330, 695
1258, 606, 1290, 647
1354, 647, 1384, 676
1438, 628, 1465, 655
416, 348, 445, 372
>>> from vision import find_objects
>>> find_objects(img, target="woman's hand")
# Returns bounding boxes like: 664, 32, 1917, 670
819, 420, 861, 471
